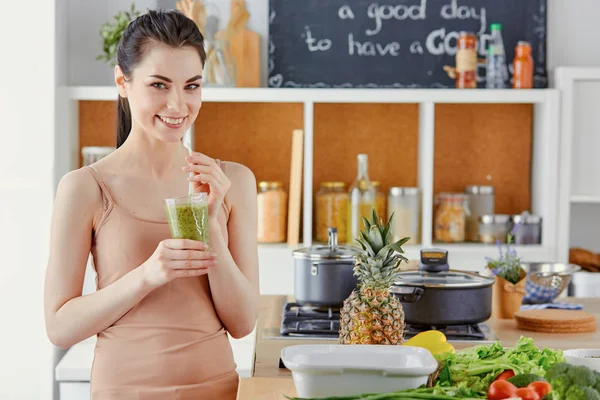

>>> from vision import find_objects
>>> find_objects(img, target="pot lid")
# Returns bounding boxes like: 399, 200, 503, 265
292, 228, 361, 260
395, 269, 494, 288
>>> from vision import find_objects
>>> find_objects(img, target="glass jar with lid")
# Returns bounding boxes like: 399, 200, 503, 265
478, 214, 511, 244
465, 185, 495, 242
315, 182, 349, 243
388, 187, 420, 244
434, 193, 470, 243
257, 181, 287, 243
372, 181, 386, 222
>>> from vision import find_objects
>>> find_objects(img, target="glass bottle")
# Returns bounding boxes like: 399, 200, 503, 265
203, 39, 237, 87
513, 41, 534, 89
347, 154, 376, 245
371, 181, 387, 223
486, 23, 508, 89
455, 32, 478, 89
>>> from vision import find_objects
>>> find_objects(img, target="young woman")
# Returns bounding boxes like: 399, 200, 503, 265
44, 10, 259, 399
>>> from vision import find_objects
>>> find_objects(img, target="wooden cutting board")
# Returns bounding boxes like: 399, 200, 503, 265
227, 0, 260, 87
514, 309, 598, 333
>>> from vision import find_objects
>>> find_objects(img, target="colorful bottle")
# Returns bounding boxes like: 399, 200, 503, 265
455, 32, 478, 89
513, 41, 534, 89
486, 23, 508, 89
347, 154, 376, 245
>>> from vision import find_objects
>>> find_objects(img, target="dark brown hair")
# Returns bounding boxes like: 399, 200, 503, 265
116, 9, 206, 148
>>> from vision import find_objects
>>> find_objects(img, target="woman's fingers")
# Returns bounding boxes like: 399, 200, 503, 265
168, 249, 216, 261
173, 268, 211, 277
162, 239, 208, 251
169, 259, 216, 270
185, 152, 216, 166
188, 173, 218, 185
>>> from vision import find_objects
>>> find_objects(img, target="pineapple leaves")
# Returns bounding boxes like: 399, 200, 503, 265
382, 211, 394, 242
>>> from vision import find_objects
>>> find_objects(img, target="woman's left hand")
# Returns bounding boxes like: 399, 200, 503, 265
183, 152, 231, 222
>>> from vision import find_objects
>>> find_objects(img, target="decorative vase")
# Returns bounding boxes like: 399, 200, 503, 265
492, 275, 526, 319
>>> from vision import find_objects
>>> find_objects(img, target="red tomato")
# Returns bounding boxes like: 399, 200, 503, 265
495, 370, 516, 381
488, 380, 518, 400
527, 382, 552, 397
515, 387, 541, 400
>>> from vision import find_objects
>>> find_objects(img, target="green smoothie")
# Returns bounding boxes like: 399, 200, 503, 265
165, 202, 210, 243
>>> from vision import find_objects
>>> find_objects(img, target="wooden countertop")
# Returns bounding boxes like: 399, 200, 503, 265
237, 295, 600, 400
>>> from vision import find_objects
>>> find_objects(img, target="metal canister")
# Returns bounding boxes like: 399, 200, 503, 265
465, 185, 495, 242
512, 212, 542, 244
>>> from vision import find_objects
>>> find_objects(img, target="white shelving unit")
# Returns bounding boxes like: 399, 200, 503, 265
60, 85, 564, 281
556, 67, 600, 254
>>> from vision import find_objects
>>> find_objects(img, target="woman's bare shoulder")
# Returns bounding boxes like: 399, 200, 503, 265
219, 161, 257, 207
55, 167, 103, 213
219, 161, 256, 183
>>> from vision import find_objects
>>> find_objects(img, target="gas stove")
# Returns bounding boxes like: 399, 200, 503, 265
279, 302, 498, 342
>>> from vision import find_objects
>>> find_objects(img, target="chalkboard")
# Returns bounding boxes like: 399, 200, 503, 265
268, 0, 547, 88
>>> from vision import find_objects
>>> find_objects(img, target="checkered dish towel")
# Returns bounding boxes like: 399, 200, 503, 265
520, 302, 583, 310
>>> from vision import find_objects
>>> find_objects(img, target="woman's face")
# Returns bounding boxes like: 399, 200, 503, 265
116, 42, 204, 144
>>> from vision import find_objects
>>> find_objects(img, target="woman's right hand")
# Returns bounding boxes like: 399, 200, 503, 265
141, 239, 216, 289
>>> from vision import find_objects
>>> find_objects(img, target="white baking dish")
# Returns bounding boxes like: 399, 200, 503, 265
281, 344, 438, 398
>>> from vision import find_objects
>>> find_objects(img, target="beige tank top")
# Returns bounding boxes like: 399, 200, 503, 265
84, 164, 239, 400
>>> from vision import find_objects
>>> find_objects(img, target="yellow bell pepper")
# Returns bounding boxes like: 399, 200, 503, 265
404, 330, 455, 355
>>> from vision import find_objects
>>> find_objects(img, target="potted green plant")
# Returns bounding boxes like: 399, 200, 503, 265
96, 3, 141, 66
486, 231, 527, 319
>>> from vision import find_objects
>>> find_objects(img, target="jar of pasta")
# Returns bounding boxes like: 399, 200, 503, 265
434, 193, 470, 243
257, 181, 287, 243
315, 182, 349, 243
372, 181, 386, 222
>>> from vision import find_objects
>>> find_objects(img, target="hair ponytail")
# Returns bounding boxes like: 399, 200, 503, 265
113, 9, 206, 148
117, 96, 132, 148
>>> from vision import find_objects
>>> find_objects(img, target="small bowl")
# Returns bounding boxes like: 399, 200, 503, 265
564, 349, 600, 372
521, 263, 581, 304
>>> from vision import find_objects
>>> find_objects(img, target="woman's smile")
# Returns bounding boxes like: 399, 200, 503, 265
156, 114, 187, 128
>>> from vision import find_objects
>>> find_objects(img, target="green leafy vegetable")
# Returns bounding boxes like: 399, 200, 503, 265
434, 336, 565, 395
544, 362, 600, 400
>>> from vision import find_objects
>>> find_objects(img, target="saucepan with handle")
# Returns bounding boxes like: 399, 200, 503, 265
390, 248, 495, 326
292, 228, 361, 306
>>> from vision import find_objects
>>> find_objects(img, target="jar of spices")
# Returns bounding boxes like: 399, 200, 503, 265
372, 181, 386, 222
315, 182, 349, 243
478, 214, 511, 244
388, 187, 420, 244
455, 32, 478, 89
465, 185, 495, 242
434, 193, 470, 243
257, 181, 287, 243
512, 212, 542, 244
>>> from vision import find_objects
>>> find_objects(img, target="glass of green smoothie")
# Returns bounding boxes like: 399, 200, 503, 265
164, 193, 210, 244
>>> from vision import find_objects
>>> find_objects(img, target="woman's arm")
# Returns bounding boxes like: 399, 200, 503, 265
44, 169, 156, 349
207, 162, 260, 338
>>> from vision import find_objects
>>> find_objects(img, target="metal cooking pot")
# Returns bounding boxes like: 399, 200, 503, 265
292, 228, 361, 306
390, 249, 495, 326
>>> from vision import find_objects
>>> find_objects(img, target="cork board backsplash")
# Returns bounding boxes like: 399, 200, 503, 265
194, 102, 303, 191
313, 103, 420, 196
434, 103, 533, 214
78, 101, 117, 167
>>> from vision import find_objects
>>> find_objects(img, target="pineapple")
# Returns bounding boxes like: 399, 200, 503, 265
339, 208, 410, 345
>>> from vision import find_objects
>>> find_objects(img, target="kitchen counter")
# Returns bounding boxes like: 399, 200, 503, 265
237, 295, 600, 400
